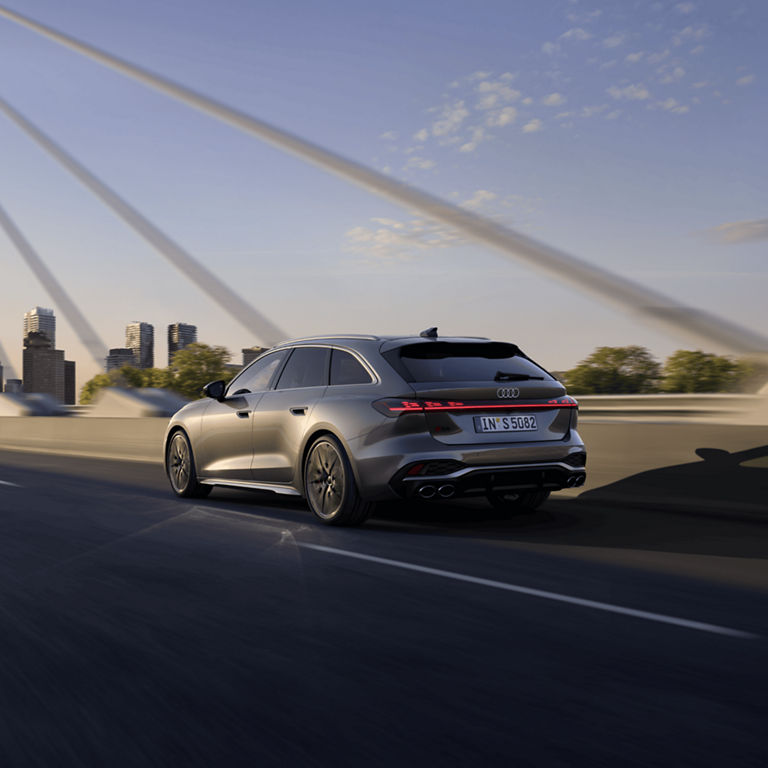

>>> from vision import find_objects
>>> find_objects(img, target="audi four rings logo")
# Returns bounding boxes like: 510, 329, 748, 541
497, 387, 520, 399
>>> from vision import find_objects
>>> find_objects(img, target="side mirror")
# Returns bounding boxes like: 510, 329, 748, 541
203, 380, 226, 401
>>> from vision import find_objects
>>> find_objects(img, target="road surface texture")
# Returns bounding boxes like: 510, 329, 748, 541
0, 448, 765, 767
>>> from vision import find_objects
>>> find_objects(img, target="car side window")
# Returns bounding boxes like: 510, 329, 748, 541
330, 349, 373, 385
227, 350, 289, 395
275, 347, 330, 390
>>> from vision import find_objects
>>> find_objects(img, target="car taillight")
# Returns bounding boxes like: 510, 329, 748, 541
372, 398, 427, 417
372, 397, 577, 416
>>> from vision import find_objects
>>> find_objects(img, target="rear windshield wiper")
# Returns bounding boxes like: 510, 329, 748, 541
494, 371, 544, 381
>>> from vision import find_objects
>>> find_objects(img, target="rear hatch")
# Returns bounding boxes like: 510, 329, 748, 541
382, 340, 576, 445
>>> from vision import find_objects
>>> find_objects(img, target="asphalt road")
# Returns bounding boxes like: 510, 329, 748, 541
0, 449, 766, 767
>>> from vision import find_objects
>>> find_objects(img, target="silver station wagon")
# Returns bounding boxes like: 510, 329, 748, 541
164, 330, 586, 525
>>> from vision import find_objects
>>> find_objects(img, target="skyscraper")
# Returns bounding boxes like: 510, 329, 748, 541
126, 322, 154, 369
106, 347, 137, 371
23, 306, 55, 347
23, 331, 65, 401
167, 322, 197, 365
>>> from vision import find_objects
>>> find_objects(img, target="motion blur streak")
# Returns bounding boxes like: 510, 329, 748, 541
299, 544, 758, 638
0, 338, 18, 379
1, 5, 767, 355
0, 202, 108, 366
0, 96, 287, 348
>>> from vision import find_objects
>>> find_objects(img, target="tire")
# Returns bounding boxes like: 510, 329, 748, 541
487, 489, 550, 514
166, 430, 212, 499
304, 435, 371, 526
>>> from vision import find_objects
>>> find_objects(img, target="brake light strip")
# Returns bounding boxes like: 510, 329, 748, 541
389, 401, 577, 412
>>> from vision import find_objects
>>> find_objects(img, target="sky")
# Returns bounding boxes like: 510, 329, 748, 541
0, 0, 766, 390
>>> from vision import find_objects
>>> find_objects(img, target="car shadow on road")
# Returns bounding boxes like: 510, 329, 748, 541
369, 443, 768, 563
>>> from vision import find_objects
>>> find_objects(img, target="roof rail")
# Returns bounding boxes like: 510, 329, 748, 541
273, 334, 380, 346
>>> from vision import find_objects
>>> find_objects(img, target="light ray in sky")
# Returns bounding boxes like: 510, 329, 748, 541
0, 338, 18, 380
0, 96, 287, 348
0, 202, 108, 368
1, 5, 767, 355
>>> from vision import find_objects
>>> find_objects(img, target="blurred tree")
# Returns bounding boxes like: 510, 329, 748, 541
661, 350, 751, 392
563, 346, 661, 394
79, 347, 229, 404
165, 343, 232, 399
79, 373, 115, 404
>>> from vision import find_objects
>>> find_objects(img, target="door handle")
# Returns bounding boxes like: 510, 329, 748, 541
289, 407, 307, 416
236, 410, 251, 418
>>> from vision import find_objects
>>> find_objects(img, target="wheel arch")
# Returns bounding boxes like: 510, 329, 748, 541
298, 427, 361, 497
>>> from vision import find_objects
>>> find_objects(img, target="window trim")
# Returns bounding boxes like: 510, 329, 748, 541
329, 347, 377, 387
225, 349, 289, 397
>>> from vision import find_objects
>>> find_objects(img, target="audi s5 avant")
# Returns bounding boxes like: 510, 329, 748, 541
164, 331, 586, 526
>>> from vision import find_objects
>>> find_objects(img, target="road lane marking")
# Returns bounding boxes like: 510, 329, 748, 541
0, 479, 21, 487
299, 543, 758, 639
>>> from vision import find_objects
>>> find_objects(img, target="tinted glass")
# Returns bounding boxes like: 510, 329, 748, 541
228, 350, 288, 395
385, 342, 552, 382
275, 347, 330, 389
330, 350, 373, 385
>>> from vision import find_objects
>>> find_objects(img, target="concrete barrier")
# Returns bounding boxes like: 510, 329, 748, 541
0, 417, 167, 463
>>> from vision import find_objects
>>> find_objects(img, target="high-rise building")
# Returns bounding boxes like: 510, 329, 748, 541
242, 346, 268, 367
23, 331, 65, 401
167, 323, 197, 365
125, 322, 154, 369
23, 306, 56, 347
64, 361, 76, 405
106, 348, 137, 372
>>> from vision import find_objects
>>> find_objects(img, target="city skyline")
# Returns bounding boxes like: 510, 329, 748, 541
0, 1, 766, 391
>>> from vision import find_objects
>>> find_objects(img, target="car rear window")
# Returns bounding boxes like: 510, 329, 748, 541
383, 342, 552, 383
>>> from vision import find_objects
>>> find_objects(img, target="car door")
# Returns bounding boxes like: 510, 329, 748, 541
250, 346, 330, 484
194, 350, 288, 480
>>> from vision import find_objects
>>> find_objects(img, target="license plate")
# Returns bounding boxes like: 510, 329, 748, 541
474, 414, 538, 433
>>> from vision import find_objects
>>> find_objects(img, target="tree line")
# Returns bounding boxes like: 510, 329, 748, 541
79, 342, 763, 404
80, 343, 232, 404
559, 346, 763, 394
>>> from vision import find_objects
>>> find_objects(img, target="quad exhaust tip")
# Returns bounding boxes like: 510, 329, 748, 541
438, 484, 455, 498
418, 485, 437, 499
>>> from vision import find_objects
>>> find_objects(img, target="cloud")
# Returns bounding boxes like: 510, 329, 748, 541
581, 104, 608, 118
675, 2, 695, 13
379, 130, 398, 141
603, 34, 626, 48
647, 49, 670, 64
404, 156, 436, 170
542, 92, 565, 106
522, 118, 543, 133
344, 217, 461, 260
673, 24, 710, 45
658, 65, 686, 84
736, 74, 755, 86
560, 27, 592, 41
486, 106, 517, 127
625, 51, 645, 63
458, 126, 487, 153
476, 79, 521, 102
541, 41, 560, 55
431, 100, 469, 136
413, 128, 429, 141
607, 83, 651, 100
657, 97, 689, 114
462, 189, 497, 209
706, 219, 768, 244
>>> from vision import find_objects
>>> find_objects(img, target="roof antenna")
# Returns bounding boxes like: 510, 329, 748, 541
419, 327, 438, 338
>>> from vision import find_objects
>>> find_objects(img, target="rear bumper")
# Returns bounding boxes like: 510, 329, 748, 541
347, 428, 586, 501
393, 461, 586, 500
